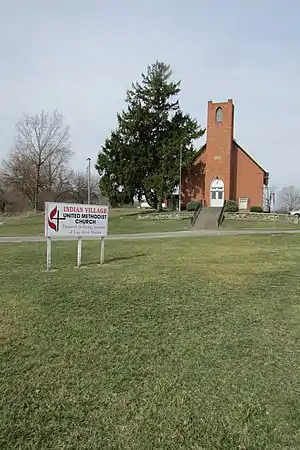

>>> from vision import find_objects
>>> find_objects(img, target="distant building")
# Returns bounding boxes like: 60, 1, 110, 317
182, 99, 269, 210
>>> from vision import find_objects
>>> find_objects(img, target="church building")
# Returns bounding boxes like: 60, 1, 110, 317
182, 99, 269, 210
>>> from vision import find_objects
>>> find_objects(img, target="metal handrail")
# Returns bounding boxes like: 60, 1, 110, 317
191, 202, 203, 227
218, 200, 227, 227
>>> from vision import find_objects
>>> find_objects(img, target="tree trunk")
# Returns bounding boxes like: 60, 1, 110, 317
34, 165, 40, 213
156, 197, 162, 212
145, 191, 157, 209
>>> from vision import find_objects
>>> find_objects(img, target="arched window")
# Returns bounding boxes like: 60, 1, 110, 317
216, 107, 223, 123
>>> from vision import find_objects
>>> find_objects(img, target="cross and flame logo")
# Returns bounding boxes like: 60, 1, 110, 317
48, 206, 65, 232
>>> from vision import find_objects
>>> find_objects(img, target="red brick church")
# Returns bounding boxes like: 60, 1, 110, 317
182, 99, 269, 210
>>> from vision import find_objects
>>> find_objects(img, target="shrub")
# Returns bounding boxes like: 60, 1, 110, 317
225, 200, 238, 213
250, 206, 263, 213
186, 201, 202, 211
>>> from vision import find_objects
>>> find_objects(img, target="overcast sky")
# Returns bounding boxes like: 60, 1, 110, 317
0, 0, 299, 186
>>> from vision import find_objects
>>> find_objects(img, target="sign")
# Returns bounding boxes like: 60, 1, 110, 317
44, 202, 108, 271
45, 202, 108, 238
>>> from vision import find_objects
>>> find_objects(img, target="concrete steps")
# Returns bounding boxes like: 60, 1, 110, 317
193, 207, 223, 230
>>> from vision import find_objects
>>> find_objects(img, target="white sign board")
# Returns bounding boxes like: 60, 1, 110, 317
44, 202, 108, 238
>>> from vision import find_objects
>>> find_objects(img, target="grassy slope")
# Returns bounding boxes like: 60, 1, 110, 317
1, 234, 300, 449
0, 209, 190, 237
0, 209, 299, 237
222, 218, 300, 229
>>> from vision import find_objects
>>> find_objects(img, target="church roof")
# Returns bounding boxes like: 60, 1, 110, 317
192, 140, 269, 178
233, 140, 268, 176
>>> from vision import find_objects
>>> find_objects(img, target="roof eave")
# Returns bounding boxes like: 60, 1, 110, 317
233, 139, 268, 175
192, 143, 206, 161
192, 140, 269, 185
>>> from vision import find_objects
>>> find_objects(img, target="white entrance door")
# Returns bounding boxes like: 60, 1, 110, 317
210, 178, 224, 207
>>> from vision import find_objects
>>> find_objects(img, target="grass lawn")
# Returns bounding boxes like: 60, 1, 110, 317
1, 234, 300, 449
223, 218, 300, 230
0, 209, 191, 237
1, 209, 299, 238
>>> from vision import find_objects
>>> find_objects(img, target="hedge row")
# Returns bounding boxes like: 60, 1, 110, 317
186, 201, 202, 211
184, 200, 263, 212
226, 201, 263, 213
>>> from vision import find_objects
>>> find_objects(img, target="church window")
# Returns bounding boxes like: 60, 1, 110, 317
216, 107, 223, 123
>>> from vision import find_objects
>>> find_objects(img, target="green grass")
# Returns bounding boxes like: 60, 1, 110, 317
223, 218, 300, 229
0, 209, 190, 237
1, 209, 299, 238
1, 234, 300, 449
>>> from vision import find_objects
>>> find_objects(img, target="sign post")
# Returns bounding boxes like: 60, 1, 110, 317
100, 237, 105, 265
46, 237, 52, 271
44, 202, 108, 269
77, 237, 82, 268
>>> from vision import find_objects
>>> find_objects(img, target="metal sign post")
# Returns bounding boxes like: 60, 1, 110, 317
46, 237, 52, 271
100, 237, 105, 265
77, 237, 82, 268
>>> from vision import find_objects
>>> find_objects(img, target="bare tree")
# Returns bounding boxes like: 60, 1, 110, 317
0, 182, 7, 214
2, 110, 72, 211
0, 172, 29, 214
263, 186, 276, 213
39, 157, 72, 201
278, 186, 300, 212
1, 151, 35, 206
70, 171, 100, 204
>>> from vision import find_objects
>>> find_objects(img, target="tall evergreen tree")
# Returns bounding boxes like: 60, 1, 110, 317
96, 61, 205, 210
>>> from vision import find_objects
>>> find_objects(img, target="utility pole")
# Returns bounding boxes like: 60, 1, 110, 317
87, 157, 91, 204
34, 165, 39, 213
178, 145, 182, 212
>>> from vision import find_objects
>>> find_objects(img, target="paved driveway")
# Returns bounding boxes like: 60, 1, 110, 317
1, 228, 300, 244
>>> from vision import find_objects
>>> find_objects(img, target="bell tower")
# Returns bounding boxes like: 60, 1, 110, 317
204, 99, 235, 205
